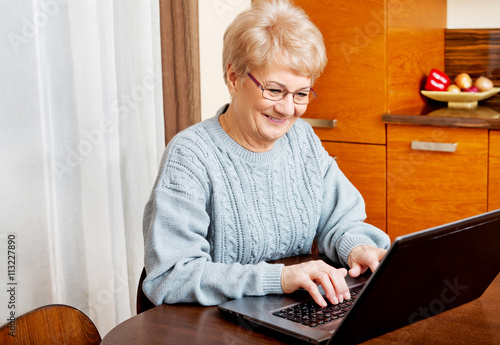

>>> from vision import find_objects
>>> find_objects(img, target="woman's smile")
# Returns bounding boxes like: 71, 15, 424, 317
222, 63, 311, 152
264, 114, 287, 124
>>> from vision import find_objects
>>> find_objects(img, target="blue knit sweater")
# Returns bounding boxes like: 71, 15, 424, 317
142, 104, 390, 306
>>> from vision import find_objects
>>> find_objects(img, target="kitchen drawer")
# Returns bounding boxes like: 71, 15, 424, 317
489, 130, 500, 211
387, 124, 488, 239
322, 142, 386, 231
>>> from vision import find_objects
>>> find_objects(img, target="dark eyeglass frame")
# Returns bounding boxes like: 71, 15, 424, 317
247, 73, 317, 105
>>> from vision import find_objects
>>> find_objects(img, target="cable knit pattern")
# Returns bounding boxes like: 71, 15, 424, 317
142, 104, 390, 306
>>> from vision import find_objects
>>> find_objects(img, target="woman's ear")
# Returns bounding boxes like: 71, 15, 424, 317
226, 64, 238, 95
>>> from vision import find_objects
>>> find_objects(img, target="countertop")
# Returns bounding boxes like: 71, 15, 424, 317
383, 103, 500, 130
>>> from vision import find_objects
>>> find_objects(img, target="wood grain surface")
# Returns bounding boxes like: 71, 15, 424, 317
386, 124, 488, 238
0, 305, 101, 345
295, 0, 387, 145
445, 29, 500, 104
489, 130, 500, 211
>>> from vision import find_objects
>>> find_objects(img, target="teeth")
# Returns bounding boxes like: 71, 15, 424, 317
267, 115, 284, 122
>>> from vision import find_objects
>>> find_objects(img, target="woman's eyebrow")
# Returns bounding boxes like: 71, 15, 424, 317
265, 80, 312, 90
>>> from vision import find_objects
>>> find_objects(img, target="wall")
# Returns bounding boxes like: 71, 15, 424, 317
199, 0, 251, 120
447, 0, 500, 29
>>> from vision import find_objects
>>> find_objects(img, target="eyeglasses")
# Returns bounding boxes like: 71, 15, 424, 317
247, 73, 316, 105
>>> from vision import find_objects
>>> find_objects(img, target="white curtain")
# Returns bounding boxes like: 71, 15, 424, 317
0, 0, 164, 336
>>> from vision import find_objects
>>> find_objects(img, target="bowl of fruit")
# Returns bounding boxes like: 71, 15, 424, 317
421, 69, 499, 108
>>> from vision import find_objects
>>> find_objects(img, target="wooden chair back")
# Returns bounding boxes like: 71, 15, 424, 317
0, 304, 101, 344
136, 267, 155, 314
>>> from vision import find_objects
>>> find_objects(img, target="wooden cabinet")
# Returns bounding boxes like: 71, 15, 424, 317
322, 142, 386, 231
295, 0, 446, 232
489, 130, 500, 211
297, 0, 386, 145
297, 0, 445, 145
387, 124, 489, 239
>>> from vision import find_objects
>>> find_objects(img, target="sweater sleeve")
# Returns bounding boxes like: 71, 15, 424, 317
310, 132, 391, 267
142, 141, 284, 306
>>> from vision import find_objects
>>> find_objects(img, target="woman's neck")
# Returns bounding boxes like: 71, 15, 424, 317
219, 105, 275, 153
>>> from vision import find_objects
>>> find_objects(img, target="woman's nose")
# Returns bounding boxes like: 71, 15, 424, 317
275, 93, 296, 116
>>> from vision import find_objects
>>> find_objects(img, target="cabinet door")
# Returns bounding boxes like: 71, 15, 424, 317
387, 125, 488, 239
322, 142, 386, 231
295, 0, 386, 145
489, 130, 500, 211
387, 0, 446, 110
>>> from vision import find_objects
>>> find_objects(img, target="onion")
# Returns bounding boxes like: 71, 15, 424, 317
447, 84, 461, 93
455, 73, 472, 89
474, 76, 493, 92
464, 86, 479, 93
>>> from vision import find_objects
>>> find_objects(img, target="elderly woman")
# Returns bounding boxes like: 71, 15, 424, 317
142, 0, 390, 308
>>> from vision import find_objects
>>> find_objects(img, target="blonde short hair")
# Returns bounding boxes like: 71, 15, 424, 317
222, 0, 327, 85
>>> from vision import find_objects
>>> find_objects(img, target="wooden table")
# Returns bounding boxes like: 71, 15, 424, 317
102, 271, 500, 345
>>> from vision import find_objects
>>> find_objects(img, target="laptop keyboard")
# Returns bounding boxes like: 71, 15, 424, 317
272, 287, 362, 327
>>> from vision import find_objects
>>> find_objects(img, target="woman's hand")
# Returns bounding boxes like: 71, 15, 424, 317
281, 260, 350, 307
347, 245, 387, 278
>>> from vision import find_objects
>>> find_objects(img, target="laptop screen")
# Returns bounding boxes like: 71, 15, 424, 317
329, 210, 500, 344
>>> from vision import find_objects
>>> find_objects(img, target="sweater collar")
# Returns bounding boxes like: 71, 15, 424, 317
208, 104, 288, 164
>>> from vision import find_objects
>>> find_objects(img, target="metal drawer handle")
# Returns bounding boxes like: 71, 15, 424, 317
302, 118, 337, 128
411, 141, 457, 153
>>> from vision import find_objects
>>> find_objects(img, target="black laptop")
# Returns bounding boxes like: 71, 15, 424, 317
218, 210, 500, 344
